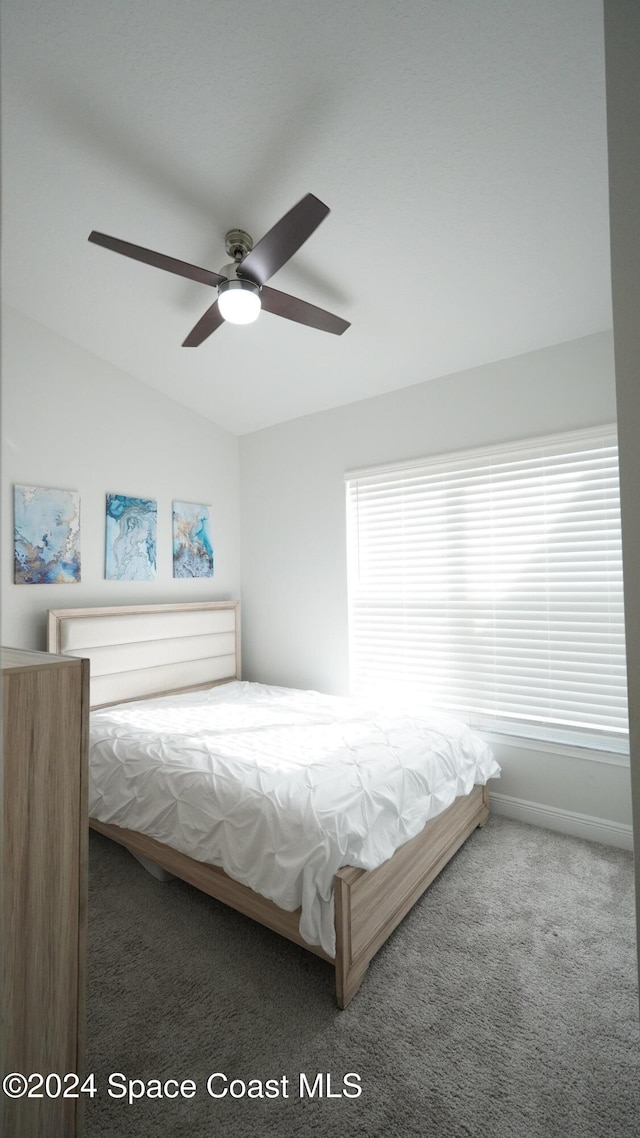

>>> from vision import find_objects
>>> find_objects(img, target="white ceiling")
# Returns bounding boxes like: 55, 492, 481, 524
2, 0, 611, 435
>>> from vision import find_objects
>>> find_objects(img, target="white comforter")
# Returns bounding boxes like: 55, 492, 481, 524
89, 681, 500, 955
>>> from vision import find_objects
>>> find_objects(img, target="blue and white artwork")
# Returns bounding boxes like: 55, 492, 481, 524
14, 484, 81, 584
105, 494, 157, 580
172, 501, 214, 578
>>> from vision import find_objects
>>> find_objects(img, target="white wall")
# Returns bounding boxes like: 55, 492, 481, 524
1, 306, 241, 651
604, 0, 640, 993
240, 331, 634, 840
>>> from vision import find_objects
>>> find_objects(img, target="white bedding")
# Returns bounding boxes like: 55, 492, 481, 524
89, 681, 500, 956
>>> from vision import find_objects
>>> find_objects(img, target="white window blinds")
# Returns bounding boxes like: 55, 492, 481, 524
346, 426, 628, 753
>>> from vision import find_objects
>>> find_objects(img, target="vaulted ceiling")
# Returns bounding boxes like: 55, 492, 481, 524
2, 0, 611, 434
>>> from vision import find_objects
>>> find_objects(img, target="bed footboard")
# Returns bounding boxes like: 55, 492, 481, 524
333, 785, 489, 1008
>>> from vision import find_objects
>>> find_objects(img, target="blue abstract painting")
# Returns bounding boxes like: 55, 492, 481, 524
14, 484, 81, 584
173, 501, 214, 578
105, 494, 157, 580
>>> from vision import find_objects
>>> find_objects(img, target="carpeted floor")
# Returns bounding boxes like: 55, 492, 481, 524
85, 816, 639, 1137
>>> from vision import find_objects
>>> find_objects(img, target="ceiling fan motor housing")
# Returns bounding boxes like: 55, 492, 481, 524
219, 261, 251, 283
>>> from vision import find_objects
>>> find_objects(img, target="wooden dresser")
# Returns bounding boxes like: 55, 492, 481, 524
1, 646, 89, 1138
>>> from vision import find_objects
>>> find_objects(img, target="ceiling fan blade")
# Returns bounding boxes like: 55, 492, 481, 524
88, 231, 226, 288
260, 285, 350, 335
182, 299, 225, 346
236, 194, 330, 286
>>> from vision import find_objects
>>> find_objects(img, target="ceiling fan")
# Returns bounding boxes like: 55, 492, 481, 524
88, 193, 350, 346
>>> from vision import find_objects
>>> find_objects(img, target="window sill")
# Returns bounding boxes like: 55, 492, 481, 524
480, 730, 630, 767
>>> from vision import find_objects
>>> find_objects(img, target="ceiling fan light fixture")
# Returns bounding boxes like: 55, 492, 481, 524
217, 279, 261, 324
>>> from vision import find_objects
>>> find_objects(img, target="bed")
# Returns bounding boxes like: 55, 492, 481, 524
48, 600, 498, 1008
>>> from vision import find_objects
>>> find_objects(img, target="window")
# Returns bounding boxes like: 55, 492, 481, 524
346, 426, 628, 754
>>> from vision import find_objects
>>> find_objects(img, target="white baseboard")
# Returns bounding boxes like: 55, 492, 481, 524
489, 792, 634, 851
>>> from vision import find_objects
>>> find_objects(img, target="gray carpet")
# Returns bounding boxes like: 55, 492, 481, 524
86, 817, 639, 1137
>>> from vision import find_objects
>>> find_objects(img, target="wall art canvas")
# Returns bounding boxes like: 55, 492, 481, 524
172, 500, 214, 578
14, 484, 81, 584
105, 493, 157, 580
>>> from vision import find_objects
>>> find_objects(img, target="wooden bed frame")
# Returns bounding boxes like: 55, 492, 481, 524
48, 601, 489, 1009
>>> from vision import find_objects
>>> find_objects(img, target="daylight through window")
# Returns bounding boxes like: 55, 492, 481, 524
346, 426, 628, 754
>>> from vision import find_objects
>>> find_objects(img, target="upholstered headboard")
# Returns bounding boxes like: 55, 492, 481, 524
48, 601, 240, 709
